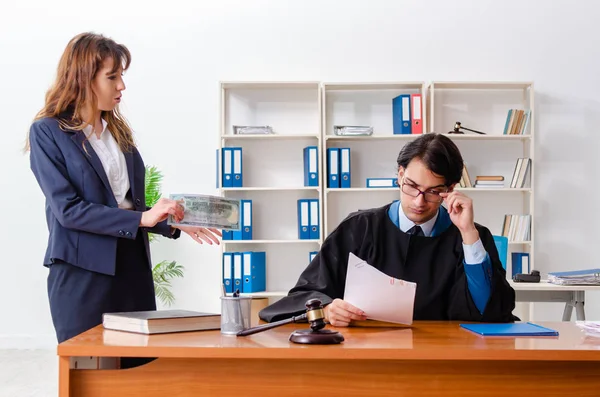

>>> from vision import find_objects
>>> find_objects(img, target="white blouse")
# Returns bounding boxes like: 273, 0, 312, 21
83, 119, 133, 209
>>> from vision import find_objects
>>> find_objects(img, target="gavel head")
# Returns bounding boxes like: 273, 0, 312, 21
451, 121, 463, 133
305, 298, 326, 332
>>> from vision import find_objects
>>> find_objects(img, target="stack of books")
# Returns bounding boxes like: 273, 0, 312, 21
474, 176, 504, 188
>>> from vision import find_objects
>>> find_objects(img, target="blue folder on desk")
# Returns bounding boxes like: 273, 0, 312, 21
460, 322, 559, 336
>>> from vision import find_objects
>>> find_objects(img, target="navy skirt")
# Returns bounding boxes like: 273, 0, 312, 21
47, 229, 156, 366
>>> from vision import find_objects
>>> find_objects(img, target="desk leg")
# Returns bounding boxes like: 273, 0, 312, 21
562, 291, 586, 321
575, 291, 586, 321
562, 299, 573, 321
59, 356, 70, 397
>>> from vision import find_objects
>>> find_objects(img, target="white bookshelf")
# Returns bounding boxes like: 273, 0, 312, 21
429, 81, 535, 277
217, 82, 323, 299
216, 80, 535, 299
322, 82, 427, 235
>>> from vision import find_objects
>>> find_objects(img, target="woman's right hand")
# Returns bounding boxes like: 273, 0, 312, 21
324, 298, 367, 327
140, 198, 184, 228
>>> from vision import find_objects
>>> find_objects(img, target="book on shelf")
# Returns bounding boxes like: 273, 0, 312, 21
303, 146, 319, 187
501, 214, 531, 242
474, 175, 505, 188
392, 93, 423, 135
102, 310, 221, 335
297, 199, 320, 239
219, 147, 243, 188
493, 235, 508, 270
476, 176, 504, 181
366, 178, 398, 188
511, 252, 530, 276
223, 199, 252, 241
223, 251, 267, 293
510, 158, 531, 188
503, 109, 531, 135
327, 147, 351, 188
458, 165, 472, 188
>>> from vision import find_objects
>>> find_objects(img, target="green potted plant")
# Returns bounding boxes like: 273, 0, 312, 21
145, 165, 184, 306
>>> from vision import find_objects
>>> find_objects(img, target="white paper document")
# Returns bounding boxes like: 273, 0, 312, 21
343, 252, 416, 325
576, 321, 600, 337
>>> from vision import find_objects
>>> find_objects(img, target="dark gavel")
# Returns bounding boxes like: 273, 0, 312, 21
449, 121, 486, 135
236, 298, 344, 344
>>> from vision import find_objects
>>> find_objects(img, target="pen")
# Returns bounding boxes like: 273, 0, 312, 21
232, 288, 244, 329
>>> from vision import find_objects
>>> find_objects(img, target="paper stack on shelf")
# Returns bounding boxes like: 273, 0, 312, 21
547, 269, 600, 285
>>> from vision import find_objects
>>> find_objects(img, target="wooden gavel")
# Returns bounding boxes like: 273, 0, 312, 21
236, 298, 344, 344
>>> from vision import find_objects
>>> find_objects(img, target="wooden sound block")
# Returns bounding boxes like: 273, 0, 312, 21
288, 329, 344, 344
250, 298, 269, 327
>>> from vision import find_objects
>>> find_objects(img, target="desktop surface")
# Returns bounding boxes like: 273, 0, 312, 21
57, 321, 600, 397
58, 321, 600, 361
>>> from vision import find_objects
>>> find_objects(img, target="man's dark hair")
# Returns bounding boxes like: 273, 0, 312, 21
396, 133, 464, 186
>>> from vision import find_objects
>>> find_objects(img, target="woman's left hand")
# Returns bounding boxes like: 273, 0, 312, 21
176, 226, 222, 245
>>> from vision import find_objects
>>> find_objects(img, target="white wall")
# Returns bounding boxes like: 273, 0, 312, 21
1, 0, 599, 348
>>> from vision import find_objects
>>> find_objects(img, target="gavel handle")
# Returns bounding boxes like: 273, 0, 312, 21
236, 313, 307, 336
461, 126, 486, 135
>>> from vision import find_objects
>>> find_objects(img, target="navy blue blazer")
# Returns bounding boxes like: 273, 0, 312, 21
29, 117, 180, 276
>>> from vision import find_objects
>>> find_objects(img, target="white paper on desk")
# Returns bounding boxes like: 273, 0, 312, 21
343, 252, 416, 325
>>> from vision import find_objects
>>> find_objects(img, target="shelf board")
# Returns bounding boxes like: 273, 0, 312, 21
221, 134, 319, 140
327, 187, 531, 193
457, 188, 532, 192
323, 82, 424, 91
325, 133, 530, 141
220, 81, 320, 89
226, 291, 288, 298
223, 239, 320, 244
325, 134, 417, 141
430, 81, 533, 90
221, 187, 319, 192
445, 134, 531, 141
327, 188, 397, 193
508, 241, 532, 245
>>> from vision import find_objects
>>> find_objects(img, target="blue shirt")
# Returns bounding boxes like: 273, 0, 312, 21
389, 201, 492, 314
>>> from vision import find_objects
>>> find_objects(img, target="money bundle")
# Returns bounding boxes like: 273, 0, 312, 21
167, 194, 241, 231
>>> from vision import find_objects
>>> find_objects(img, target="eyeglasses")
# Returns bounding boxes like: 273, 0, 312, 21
400, 180, 447, 203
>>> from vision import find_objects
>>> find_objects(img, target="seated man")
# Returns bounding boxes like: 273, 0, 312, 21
259, 133, 516, 326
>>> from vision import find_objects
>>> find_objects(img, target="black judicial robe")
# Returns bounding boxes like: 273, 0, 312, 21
259, 201, 517, 323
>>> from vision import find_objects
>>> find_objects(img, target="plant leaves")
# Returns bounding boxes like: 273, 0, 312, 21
146, 165, 184, 306
152, 260, 185, 306
145, 165, 163, 208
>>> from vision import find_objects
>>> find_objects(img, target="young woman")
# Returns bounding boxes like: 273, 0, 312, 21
25, 32, 221, 349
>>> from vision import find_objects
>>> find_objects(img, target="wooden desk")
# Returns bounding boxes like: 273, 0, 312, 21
58, 322, 600, 397
510, 280, 600, 320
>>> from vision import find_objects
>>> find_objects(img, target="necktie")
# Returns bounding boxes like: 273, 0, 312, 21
407, 225, 424, 237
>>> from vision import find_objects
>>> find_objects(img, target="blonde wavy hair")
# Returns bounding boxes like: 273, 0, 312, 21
24, 32, 135, 152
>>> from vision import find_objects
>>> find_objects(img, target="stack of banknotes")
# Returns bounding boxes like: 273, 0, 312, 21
167, 194, 241, 231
